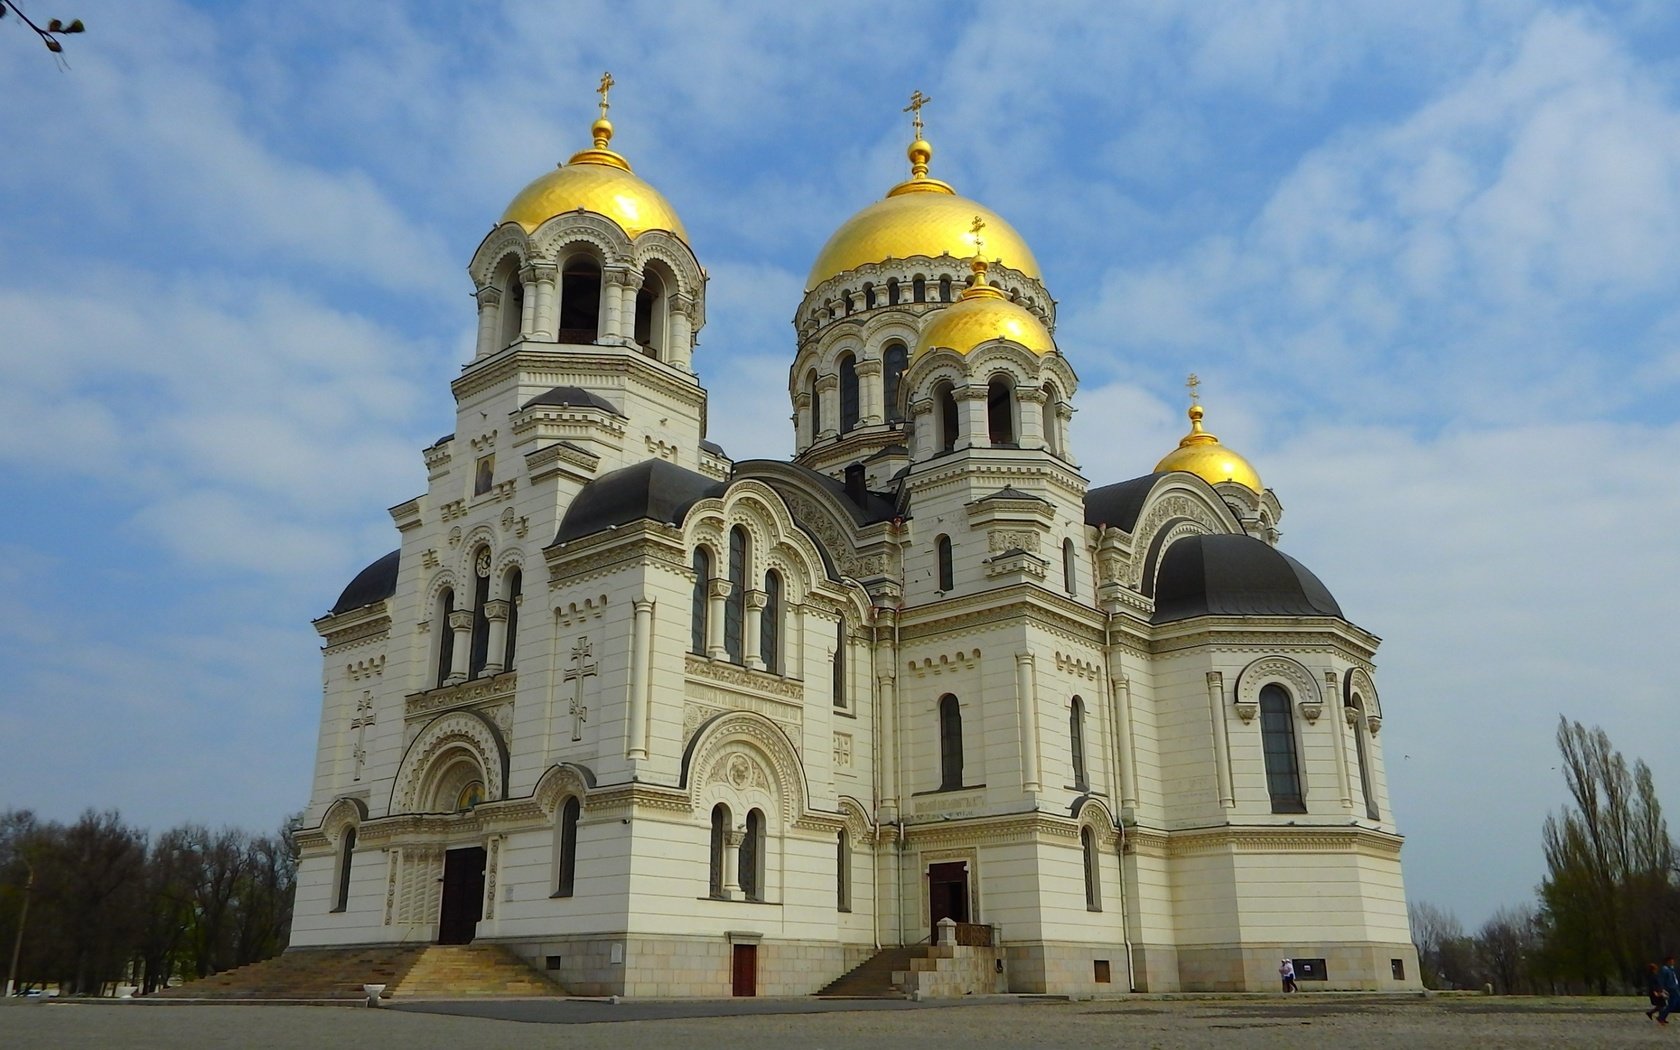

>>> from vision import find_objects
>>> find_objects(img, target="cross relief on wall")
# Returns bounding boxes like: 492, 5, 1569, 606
563, 635, 598, 741
350, 692, 376, 781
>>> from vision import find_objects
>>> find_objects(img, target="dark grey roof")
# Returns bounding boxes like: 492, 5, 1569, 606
330, 550, 400, 615
1152, 534, 1342, 624
732, 459, 898, 525
429, 433, 455, 449
976, 484, 1048, 504
522, 386, 623, 416
1085, 473, 1167, 530
863, 443, 908, 462
700, 439, 726, 457
553, 460, 724, 544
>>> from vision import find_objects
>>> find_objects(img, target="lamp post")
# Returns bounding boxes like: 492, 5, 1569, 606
5, 863, 33, 997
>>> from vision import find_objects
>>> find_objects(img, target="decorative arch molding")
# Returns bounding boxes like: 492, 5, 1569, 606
684, 478, 837, 595
526, 213, 633, 263
1069, 794, 1120, 847
836, 795, 875, 844
391, 709, 510, 814
533, 761, 598, 817
630, 236, 704, 299
468, 224, 533, 286
321, 796, 368, 843
490, 547, 526, 583
423, 569, 461, 612
681, 710, 811, 826
1127, 478, 1246, 593
1236, 655, 1323, 725
1343, 666, 1382, 733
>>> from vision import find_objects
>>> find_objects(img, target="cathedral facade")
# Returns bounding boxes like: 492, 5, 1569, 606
290, 88, 1419, 996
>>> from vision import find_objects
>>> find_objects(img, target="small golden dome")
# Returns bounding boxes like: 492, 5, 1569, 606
806, 135, 1040, 290
500, 91, 688, 242
1155, 402, 1263, 492
914, 258, 1055, 359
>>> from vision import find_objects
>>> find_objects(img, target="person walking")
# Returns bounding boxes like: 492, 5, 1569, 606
1279, 958, 1297, 993
1658, 956, 1680, 1025
1649, 962, 1667, 1021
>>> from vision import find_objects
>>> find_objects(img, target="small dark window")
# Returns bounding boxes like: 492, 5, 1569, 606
1391, 958, 1406, 981
502, 569, 521, 672
1071, 697, 1089, 791
808, 371, 822, 437
709, 804, 730, 898
1293, 958, 1328, 981
761, 571, 781, 673
839, 353, 860, 433
468, 554, 492, 679
1351, 697, 1379, 821
987, 377, 1015, 445
725, 527, 747, 663
939, 694, 963, 790
1081, 826, 1100, 911
832, 619, 846, 709
936, 382, 959, 452
1260, 684, 1306, 813
939, 275, 953, 302
887, 278, 900, 305
333, 827, 356, 912
912, 276, 926, 303
555, 797, 580, 897
837, 830, 852, 912
1063, 538, 1077, 597
558, 257, 601, 343
740, 809, 765, 901
435, 589, 455, 686
545, 955, 562, 971
883, 343, 908, 423
1094, 960, 1111, 983
691, 548, 711, 656
864, 283, 876, 309
936, 535, 954, 592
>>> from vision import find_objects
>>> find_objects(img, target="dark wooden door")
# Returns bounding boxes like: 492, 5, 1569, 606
928, 861, 969, 942
437, 846, 486, 944
731, 944, 757, 997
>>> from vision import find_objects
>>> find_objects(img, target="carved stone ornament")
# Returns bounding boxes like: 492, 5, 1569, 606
1234, 701, 1259, 724
1299, 701, 1323, 725
1235, 655, 1322, 713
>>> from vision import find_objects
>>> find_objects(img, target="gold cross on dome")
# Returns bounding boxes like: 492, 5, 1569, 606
1186, 373, 1202, 405
969, 214, 987, 255
597, 71, 615, 119
904, 90, 932, 138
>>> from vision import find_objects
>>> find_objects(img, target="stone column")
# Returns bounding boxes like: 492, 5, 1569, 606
1206, 671, 1235, 809
957, 386, 988, 449
722, 827, 743, 899
815, 374, 840, 441
481, 599, 510, 676
1015, 652, 1041, 792
527, 262, 558, 340
627, 598, 654, 760
706, 579, 729, 661
743, 589, 767, 671
668, 298, 695, 372
1017, 386, 1048, 450
619, 279, 640, 345
794, 392, 813, 451
446, 610, 474, 685
1112, 674, 1139, 810
517, 268, 538, 339
1327, 670, 1353, 809
602, 267, 629, 340
473, 287, 502, 360
909, 399, 934, 460
875, 607, 900, 823
856, 356, 884, 426
789, 602, 806, 678
1056, 403, 1075, 465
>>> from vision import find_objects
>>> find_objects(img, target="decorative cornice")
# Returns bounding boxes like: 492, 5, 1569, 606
315, 606, 392, 650
404, 671, 518, 722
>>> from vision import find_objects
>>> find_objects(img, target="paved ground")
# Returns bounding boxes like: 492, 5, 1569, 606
2, 994, 1669, 1049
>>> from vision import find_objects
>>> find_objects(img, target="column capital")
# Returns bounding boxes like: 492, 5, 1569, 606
482, 598, 511, 623
475, 286, 503, 308
447, 610, 475, 631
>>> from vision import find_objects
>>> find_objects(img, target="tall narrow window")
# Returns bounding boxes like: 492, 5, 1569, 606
1351, 698, 1379, 820
864, 283, 876, 309
939, 694, 964, 790
936, 535, 954, 592
939, 275, 953, 302
558, 256, 601, 343
935, 381, 959, 452
887, 278, 900, 305
1063, 538, 1077, 597
502, 569, 521, 672
434, 589, 455, 687
1081, 827, 1101, 911
912, 275, 926, 303
555, 797, 580, 897
831, 619, 846, 708
725, 527, 747, 663
709, 803, 730, 898
333, 827, 356, 912
1042, 383, 1060, 454
987, 377, 1016, 445
883, 343, 908, 423
468, 551, 492, 679
761, 571, 782, 673
1260, 684, 1306, 813
499, 271, 524, 348
808, 371, 822, 437
691, 548, 711, 655
837, 830, 852, 912
839, 353, 860, 432
740, 809, 765, 901
1071, 697, 1089, 790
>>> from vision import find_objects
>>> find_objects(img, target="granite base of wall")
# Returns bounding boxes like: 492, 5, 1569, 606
1176, 940, 1422, 992
491, 934, 875, 998
1003, 941, 1151, 995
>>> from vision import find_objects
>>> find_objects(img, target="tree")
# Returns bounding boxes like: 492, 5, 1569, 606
0, 1, 84, 54
1475, 904, 1538, 994
1411, 900, 1480, 990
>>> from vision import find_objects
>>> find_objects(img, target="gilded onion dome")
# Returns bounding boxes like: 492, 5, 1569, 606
1154, 393, 1262, 492
806, 134, 1040, 290
914, 255, 1055, 360
501, 77, 688, 242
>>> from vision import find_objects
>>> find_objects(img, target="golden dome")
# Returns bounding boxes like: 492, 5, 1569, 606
806, 136, 1040, 290
1155, 402, 1263, 491
500, 113, 688, 242
914, 258, 1055, 359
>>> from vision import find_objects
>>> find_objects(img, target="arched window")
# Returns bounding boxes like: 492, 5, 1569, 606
839, 353, 859, 432
555, 797, 580, 897
1063, 539, 1077, 597
1260, 684, 1306, 813
935, 381, 958, 452
741, 809, 765, 901
883, 343, 908, 423
912, 275, 926, 303
939, 694, 964, 790
837, 830, 852, 912
434, 588, 455, 687
1071, 696, 1089, 791
725, 527, 748, 663
808, 371, 822, 437
761, 570, 781, 673
1042, 382, 1060, 454
842, 290, 853, 316
558, 256, 601, 343
633, 268, 666, 358
987, 376, 1016, 445
502, 568, 521, 672
832, 619, 847, 709
691, 548, 711, 656
887, 278, 900, 306
709, 803, 730, 898
939, 275, 953, 302
1081, 826, 1101, 911
468, 549, 492, 679
497, 263, 524, 349
332, 826, 356, 913
863, 283, 876, 309
1351, 697, 1379, 820
936, 535, 954, 592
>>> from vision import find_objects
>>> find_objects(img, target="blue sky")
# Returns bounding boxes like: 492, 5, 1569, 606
2, 0, 1676, 930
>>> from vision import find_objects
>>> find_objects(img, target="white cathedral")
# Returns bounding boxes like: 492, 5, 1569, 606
290, 85, 1419, 997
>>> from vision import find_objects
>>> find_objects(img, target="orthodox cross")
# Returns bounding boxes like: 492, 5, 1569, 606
597, 71, 615, 119
903, 89, 932, 138
351, 692, 376, 781
563, 636, 598, 741
970, 214, 986, 256
1186, 373, 1201, 406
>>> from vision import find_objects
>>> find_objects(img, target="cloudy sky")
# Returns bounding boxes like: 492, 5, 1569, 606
2, 0, 1676, 929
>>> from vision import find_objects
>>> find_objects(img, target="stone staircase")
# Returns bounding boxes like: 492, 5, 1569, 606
153, 944, 563, 1000
892, 941, 1007, 998
817, 945, 923, 997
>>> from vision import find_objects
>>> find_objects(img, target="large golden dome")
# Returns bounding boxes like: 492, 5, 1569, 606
501, 115, 688, 242
915, 259, 1054, 360
806, 138, 1040, 290
1155, 402, 1262, 492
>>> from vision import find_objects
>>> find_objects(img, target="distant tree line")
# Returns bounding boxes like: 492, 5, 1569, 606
0, 809, 298, 995
1413, 718, 1679, 993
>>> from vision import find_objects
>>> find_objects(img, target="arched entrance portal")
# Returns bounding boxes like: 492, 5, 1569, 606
438, 846, 486, 944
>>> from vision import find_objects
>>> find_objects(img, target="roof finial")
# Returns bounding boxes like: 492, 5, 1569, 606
904, 89, 932, 139
960, 214, 1004, 299
597, 72, 615, 120
1186, 372, 1201, 406
1184, 373, 1208, 431
904, 90, 934, 180
591, 72, 616, 150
